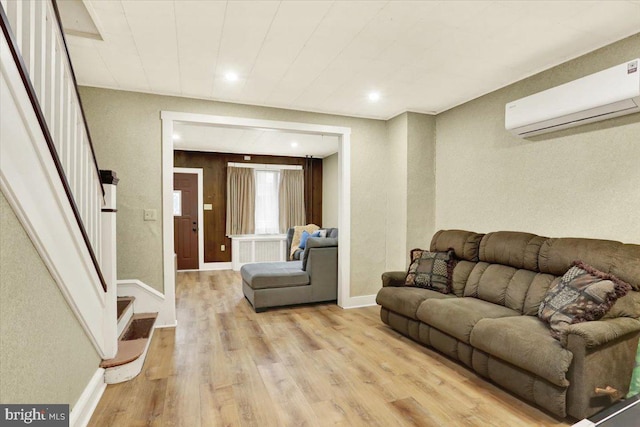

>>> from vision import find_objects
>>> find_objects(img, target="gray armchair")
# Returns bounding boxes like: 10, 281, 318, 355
240, 228, 339, 312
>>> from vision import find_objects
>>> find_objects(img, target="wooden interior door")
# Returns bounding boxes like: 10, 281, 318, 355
174, 173, 199, 270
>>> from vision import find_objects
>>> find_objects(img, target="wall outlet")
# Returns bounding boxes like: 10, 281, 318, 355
204, 203, 213, 211
220, 245, 225, 251
244, 155, 251, 160
143, 209, 157, 221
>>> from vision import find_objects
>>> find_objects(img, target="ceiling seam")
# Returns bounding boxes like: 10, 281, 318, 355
261, 0, 336, 104
210, 1, 229, 98
173, 1, 182, 95
239, 1, 282, 94
290, 1, 390, 106
119, 0, 151, 91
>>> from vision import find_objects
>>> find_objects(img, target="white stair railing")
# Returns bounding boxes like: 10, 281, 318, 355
1, 0, 105, 290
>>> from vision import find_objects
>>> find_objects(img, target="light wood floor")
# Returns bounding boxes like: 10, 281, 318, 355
89, 270, 570, 427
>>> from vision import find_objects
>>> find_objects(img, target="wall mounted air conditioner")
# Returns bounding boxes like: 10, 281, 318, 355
505, 58, 640, 137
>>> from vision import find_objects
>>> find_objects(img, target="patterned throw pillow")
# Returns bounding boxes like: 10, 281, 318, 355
405, 249, 456, 294
538, 261, 632, 343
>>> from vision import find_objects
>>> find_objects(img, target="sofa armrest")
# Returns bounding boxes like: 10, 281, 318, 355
565, 317, 640, 419
302, 237, 338, 270
306, 237, 338, 249
382, 271, 407, 287
565, 317, 640, 349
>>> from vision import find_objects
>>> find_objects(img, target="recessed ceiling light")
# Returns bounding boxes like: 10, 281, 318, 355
368, 91, 381, 102
291, 142, 298, 147
225, 71, 239, 82
173, 133, 181, 140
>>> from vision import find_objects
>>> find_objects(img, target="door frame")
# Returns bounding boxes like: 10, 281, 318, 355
160, 111, 352, 310
173, 167, 204, 271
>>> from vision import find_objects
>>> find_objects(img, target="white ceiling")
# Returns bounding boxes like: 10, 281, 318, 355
172, 122, 339, 158
64, 1, 640, 120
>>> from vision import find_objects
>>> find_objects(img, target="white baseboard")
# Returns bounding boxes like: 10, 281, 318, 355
341, 294, 378, 309
70, 368, 106, 427
117, 279, 176, 328
200, 262, 232, 271
155, 320, 178, 329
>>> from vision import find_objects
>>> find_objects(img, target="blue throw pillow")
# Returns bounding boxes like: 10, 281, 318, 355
299, 231, 310, 249
300, 230, 322, 250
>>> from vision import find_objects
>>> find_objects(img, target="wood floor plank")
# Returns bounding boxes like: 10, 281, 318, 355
88, 270, 570, 427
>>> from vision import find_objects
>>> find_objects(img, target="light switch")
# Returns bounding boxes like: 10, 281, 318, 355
144, 209, 157, 221
204, 204, 213, 211
221, 245, 226, 251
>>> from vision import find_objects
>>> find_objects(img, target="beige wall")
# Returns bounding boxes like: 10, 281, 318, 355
385, 113, 408, 270
80, 87, 389, 297
322, 153, 339, 228
0, 192, 100, 407
406, 112, 436, 253
385, 112, 437, 270
435, 33, 640, 244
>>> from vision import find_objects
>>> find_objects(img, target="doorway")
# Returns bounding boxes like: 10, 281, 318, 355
173, 172, 199, 270
161, 112, 352, 314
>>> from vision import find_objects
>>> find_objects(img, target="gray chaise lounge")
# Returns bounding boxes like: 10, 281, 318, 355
241, 228, 338, 312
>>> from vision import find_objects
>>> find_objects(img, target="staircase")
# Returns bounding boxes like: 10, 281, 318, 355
101, 297, 158, 384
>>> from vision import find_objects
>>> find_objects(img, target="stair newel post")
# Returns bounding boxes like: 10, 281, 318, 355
100, 170, 119, 359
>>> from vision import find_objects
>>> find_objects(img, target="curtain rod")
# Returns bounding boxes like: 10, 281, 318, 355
228, 162, 302, 171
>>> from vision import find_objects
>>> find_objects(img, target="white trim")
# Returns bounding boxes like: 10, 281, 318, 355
229, 233, 287, 240
117, 279, 176, 328
228, 162, 302, 171
341, 294, 378, 309
337, 131, 351, 308
173, 167, 204, 270
200, 262, 232, 271
1, 34, 109, 358
162, 119, 178, 326
161, 111, 352, 308
69, 368, 106, 427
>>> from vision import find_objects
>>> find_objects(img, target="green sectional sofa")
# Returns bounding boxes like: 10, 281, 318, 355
376, 230, 640, 420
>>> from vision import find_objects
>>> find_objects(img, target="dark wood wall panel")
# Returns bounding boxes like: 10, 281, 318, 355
174, 151, 323, 263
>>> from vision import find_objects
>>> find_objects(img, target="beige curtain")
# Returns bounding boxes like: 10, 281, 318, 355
226, 167, 255, 235
279, 169, 305, 232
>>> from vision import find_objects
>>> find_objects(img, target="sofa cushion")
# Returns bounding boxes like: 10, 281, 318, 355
240, 261, 310, 290
405, 249, 455, 294
291, 249, 303, 260
538, 261, 632, 342
430, 229, 484, 262
539, 238, 640, 292
479, 231, 547, 271
376, 287, 455, 320
416, 297, 520, 344
450, 260, 476, 297
470, 316, 573, 387
290, 224, 319, 259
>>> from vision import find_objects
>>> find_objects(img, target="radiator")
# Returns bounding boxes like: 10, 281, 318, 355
230, 235, 287, 271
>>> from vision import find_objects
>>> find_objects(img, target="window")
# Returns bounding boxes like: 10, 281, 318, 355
173, 191, 182, 216
254, 170, 280, 234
